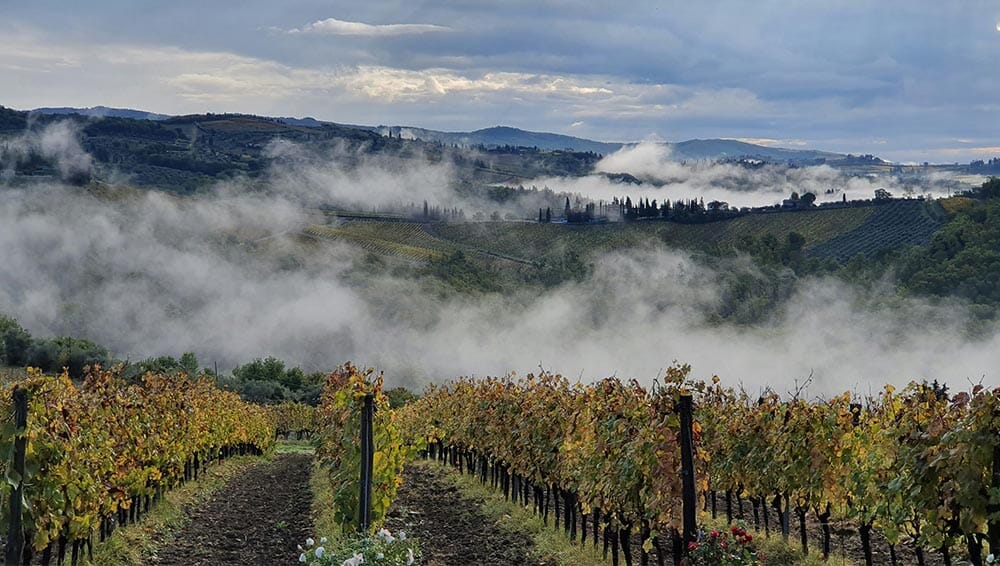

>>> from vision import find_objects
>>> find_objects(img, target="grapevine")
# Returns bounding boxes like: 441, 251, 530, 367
0, 366, 276, 559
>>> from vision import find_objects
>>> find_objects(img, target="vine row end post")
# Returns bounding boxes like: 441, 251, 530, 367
358, 393, 374, 533
5, 387, 27, 566
679, 393, 697, 547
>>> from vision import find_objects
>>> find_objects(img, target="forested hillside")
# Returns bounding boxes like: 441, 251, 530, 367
0, 106, 601, 194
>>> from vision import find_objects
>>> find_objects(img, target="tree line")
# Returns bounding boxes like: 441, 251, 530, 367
0, 312, 419, 407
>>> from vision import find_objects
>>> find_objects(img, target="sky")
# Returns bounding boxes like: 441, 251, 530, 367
2, 1, 999, 163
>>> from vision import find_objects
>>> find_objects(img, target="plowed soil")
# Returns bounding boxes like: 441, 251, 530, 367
384, 463, 548, 566
151, 453, 313, 565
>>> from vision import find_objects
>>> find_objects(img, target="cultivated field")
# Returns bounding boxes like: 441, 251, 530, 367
310, 200, 946, 266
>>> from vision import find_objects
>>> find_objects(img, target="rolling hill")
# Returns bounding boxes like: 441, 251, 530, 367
23, 105, 849, 163
379, 125, 623, 155
31, 105, 172, 121
306, 200, 946, 272
2, 107, 603, 192
670, 139, 841, 162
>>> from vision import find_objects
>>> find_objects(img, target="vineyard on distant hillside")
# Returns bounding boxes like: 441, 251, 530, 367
809, 200, 946, 261
304, 222, 455, 262
429, 203, 931, 263
303, 201, 946, 270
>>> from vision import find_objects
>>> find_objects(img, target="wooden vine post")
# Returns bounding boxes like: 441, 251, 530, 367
5, 387, 28, 566
358, 393, 375, 533
679, 393, 697, 548
989, 444, 1000, 553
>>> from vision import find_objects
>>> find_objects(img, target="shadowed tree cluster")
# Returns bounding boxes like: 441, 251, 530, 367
0, 315, 109, 380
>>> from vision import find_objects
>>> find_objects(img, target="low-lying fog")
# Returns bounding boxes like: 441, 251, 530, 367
1, 123, 995, 394
533, 141, 971, 210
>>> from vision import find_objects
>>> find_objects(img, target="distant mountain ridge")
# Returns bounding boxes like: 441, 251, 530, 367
27, 106, 844, 162
365, 126, 845, 164
670, 139, 842, 163
31, 106, 171, 121
379, 125, 624, 155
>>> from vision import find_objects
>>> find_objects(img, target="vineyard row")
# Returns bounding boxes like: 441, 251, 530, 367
0, 367, 277, 566
394, 367, 1000, 566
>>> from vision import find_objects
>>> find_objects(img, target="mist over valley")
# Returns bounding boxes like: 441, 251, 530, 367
1, 112, 996, 395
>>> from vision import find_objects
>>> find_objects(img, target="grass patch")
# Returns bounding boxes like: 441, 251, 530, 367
88, 455, 260, 566
309, 458, 346, 546
940, 196, 976, 216
275, 438, 316, 455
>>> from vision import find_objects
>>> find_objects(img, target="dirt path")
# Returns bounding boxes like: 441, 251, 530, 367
151, 453, 313, 566
384, 463, 547, 566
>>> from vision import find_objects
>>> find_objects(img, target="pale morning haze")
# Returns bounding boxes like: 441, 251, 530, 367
2, 1, 999, 162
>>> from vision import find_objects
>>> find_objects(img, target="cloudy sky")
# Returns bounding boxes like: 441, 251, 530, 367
2, 1, 999, 162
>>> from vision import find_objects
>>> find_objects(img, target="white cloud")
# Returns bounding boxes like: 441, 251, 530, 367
728, 137, 810, 148
532, 141, 965, 209
0, 26, 786, 132
340, 67, 616, 102
289, 17, 450, 36
0, 28, 684, 119
3, 21, 997, 160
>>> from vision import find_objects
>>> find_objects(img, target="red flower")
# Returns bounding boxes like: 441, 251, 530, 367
688, 541, 700, 551
710, 530, 720, 538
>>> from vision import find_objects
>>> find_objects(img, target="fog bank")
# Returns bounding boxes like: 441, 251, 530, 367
0, 129, 996, 395
530, 141, 969, 210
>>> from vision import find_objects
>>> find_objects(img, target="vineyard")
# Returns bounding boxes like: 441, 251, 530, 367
394, 367, 1000, 566
0, 367, 275, 565
5, 360, 999, 566
429, 207, 883, 260
395, 367, 697, 565
809, 200, 947, 262
304, 222, 455, 262
313, 363, 408, 534
333, 201, 939, 268
272, 401, 318, 439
